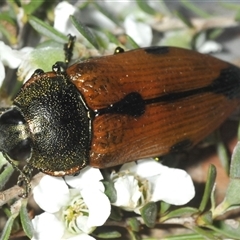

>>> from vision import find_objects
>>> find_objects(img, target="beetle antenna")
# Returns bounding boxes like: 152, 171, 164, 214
3, 153, 31, 198
52, 35, 76, 73
64, 34, 76, 67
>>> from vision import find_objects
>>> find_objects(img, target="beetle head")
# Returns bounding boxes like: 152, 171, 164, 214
0, 107, 32, 161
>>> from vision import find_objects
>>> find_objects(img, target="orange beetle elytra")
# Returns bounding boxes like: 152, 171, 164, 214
1, 42, 240, 196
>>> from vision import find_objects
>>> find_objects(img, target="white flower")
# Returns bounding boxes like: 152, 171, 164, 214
32, 167, 111, 239
111, 159, 195, 214
124, 14, 152, 47
0, 41, 32, 86
32, 212, 95, 240
195, 32, 222, 54
54, 1, 79, 36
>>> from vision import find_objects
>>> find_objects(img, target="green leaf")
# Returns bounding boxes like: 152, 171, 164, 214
0, 213, 18, 240
160, 207, 198, 222
136, 0, 157, 15
162, 233, 209, 240
213, 219, 240, 239
0, 13, 17, 45
28, 15, 67, 43
174, 10, 193, 28
157, 1, 171, 15
180, 0, 211, 18
208, 28, 224, 40
78, 1, 90, 10
238, 121, 240, 140
126, 217, 141, 232
27, 46, 65, 72
20, 200, 34, 239
229, 141, 240, 179
199, 164, 216, 212
140, 202, 157, 228
0, 13, 15, 25
96, 231, 121, 238
160, 29, 193, 49
0, 153, 14, 190
70, 15, 99, 50
102, 180, 117, 203
220, 2, 240, 11
93, 2, 121, 26
159, 201, 171, 215
22, 0, 45, 15
216, 132, 229, 175
104, 31, 122, 46
235, 10, 240, 22
192, 226, 216, 239
2, 207, 11, 218
125, 35, 139, 49
212, 141, 240, 218
109, 206, 122, 221
196, 211, 212, 227
12, 0, 21, 7
93, 31, 109, 49
127, 230, 141, 240
224, 177, 240, 207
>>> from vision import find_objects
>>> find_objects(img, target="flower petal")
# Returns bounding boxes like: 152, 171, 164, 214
0, 41, 32, 69
32, 212, 64, 240
33, 175, 70, 213
112, 175, 141, 210
124, 15, 152, 47
120, 159, 166, 178
150, 167, 195, 205
65, 166, 103, 190
81, 187, 111, 227
0, 41, 21, 68
76, 215, 95, 234
0, 62, 5, 87
54, 1, 78, 35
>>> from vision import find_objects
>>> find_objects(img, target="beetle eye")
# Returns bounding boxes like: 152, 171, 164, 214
0, 107, 26, 125
0, 107, 32, 161
8, 138, 32, 161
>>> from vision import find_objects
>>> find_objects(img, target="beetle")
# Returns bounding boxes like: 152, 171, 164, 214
1, 39, 240, 196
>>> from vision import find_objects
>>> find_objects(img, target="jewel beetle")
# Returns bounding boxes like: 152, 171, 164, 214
1, 38, 240, 196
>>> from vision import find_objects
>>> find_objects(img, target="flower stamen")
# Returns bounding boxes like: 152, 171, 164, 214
63, 196, 89, 233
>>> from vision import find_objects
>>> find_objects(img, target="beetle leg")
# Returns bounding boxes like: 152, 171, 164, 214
17, 165, 32, 198
3, 153, 31, 198
31, 69, 45, 77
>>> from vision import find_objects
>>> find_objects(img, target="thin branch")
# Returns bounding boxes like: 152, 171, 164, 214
0, 172, 45, 206
150, 16, 238, 32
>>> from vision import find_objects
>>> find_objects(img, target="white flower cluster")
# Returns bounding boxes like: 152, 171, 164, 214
31, 159, 195, 240
0, 1, 154, 87
0, 41, 33, 86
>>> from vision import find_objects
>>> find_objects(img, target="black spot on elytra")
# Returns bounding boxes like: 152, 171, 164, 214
170, 139, 193, 153
209, 65, 240, 99
144, 46, 169, 55
95, 65, 240, 119
143, 65, 240, 106
95, 92, 145, 118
